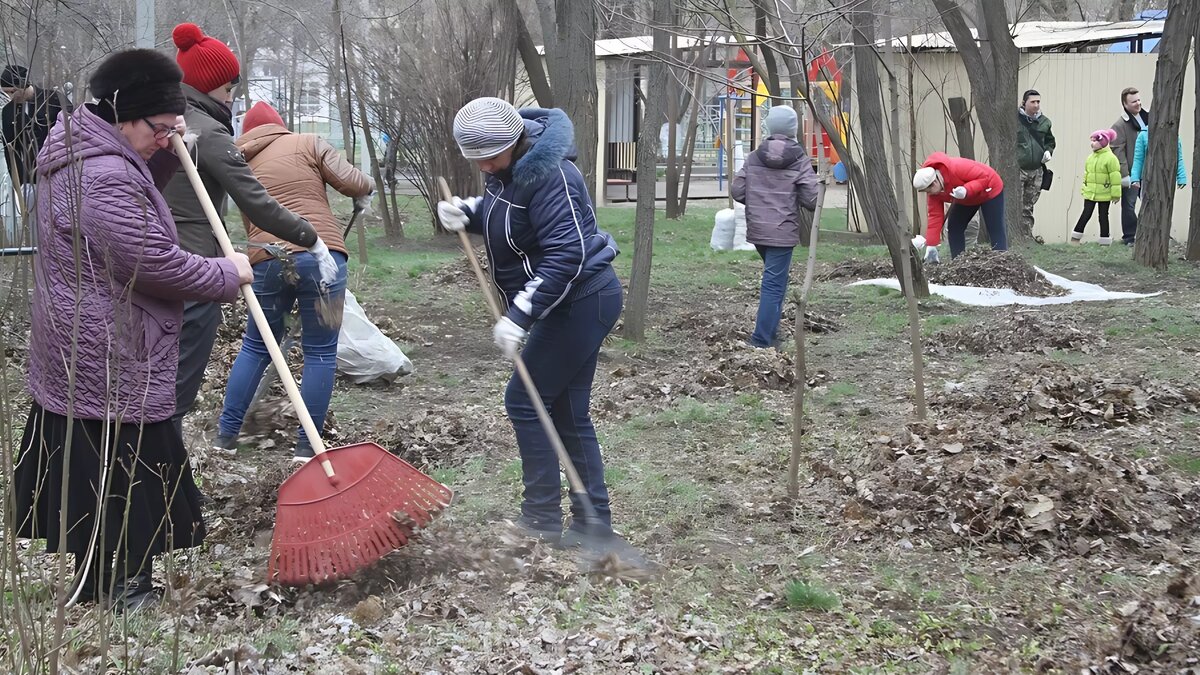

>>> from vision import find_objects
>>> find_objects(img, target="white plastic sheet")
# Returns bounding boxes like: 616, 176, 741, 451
337, 290, 414, 383
849, 267, 1163, 307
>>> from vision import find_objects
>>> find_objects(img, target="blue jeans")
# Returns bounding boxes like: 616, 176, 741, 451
1120, 185, 1139, 244
218, 251, 348, 448
505, 270, 622, 533
945, 190, 1008, 258
751, 245, 794, 348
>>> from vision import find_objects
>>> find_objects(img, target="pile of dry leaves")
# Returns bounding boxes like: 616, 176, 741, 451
934, 363, 1200, 428
816, 258, 895, 282
925, 249, 1065, 297
816, 249, 1063, 297
932, 309, 1102, 356
369, 409, 489, 469
811, 419, 1200, 555
1086, 572, 1200, 673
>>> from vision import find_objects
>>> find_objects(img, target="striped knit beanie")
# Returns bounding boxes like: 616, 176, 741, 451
453, 97, 525, 159
173, 23, 240, 94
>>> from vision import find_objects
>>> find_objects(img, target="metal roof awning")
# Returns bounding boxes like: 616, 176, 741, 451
536, 34, 757, 59
860, 20, 1166, 52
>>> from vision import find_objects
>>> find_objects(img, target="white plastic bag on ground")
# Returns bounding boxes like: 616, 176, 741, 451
731, 202, 756, 251
337, 290, 413, 383
711, 208, 736, 251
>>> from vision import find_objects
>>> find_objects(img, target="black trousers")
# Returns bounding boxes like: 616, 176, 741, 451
172, 301, 223, 438
1074, 199, 1111, 238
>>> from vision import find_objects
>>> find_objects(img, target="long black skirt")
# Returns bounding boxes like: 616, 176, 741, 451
13, 403, 205, 566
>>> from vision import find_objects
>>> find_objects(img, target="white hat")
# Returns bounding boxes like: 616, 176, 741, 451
912, 167, 938, 190
453, 97, 525, 160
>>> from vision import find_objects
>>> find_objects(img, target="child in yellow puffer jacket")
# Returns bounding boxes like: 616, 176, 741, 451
1071, 129, 1122, 244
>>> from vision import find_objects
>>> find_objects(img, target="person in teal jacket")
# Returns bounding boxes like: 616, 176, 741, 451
1071, 129, 1122, 244
1130, 127, 1187, 190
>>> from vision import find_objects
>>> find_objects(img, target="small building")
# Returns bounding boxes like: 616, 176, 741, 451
852, 20, 1194, 243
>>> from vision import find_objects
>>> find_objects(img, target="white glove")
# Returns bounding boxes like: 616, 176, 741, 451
911, 235, 927, 252
437, 196, 479, 232
924, 246, 940, 264
1042, 150, 1051, 164
492, 317, 527, 360
950, 186, 967, 200
354, 193, 374, 216
307, 238, 340, 288
1121, 175, 1131, 188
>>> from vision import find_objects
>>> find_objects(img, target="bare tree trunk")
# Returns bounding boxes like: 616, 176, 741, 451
752, 0, 782, 103
501, 0, 554, 107
622, 0, 669, 341
664, 29, 681, 219
907, 35, 921, 234
1135, 0, 1198, 270
678, 66, 703, 216
1189, 35, 1200, 261
539, 0, 598, 200
882, 12, 912, 236
331, 0, 355, 163
850, 1, 928, 297
931, 0, 1023, 243
1106, 0, 1138, 22
286, 33, 300, 129
348, 48, 399, 243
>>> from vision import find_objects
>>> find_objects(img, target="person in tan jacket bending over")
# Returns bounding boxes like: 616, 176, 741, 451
216, 101, 373, 461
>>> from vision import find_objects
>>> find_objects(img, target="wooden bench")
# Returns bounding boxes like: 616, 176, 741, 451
606, 178, 633, 201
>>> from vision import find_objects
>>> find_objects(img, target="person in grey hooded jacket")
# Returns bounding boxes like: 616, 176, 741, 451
161, 22, 336, 442
731, 105, 820, 348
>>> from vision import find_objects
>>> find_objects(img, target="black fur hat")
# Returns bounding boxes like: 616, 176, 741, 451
1, 65, 29, 88
89, 49, 187, 123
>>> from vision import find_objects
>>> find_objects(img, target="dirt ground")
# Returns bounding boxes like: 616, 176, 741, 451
9, 231, 1200, 674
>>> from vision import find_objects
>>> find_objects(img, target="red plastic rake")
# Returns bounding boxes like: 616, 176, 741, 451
171, 135, 452, 586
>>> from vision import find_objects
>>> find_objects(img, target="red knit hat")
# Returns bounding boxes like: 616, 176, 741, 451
242, 101, 286, 133
172, 23, 240, 94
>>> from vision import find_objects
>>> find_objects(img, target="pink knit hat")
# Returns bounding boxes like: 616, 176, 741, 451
1090, 129, 1117, 147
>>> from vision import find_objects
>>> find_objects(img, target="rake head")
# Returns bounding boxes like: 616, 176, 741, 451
268, 442, 453, 586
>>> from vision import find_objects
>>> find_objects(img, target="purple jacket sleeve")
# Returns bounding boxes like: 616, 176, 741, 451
731, 167, 747, 204
792, 156, 820, 211
83, 175, 241, 303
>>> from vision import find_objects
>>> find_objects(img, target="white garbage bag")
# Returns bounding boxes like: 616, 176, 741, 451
711, 208, 736, 251
337, 290, 413, 384
731, 202, 756, 251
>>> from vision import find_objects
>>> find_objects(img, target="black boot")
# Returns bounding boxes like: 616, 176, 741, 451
110, 560, 161, 612
73, 550, 113, 604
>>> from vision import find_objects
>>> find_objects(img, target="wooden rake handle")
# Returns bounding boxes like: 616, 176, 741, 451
171, 134, 337, 481
436, 178, 597, 516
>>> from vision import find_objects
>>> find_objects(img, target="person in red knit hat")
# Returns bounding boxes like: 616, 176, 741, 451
160, 22, 339, 452
216, 101, 374, 460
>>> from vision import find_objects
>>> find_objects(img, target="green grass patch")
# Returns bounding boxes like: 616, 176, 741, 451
1168, 453, 1200, 475
1102, 305, 1200, 339
784, 579, 839, 611
923, 314, 967, 333
869, 310, 908, 334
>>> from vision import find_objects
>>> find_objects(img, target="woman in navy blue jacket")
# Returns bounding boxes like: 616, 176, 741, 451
438, 97, 623, 549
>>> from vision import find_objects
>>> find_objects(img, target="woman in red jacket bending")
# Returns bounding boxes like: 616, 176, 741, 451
912, 152, 1007, 262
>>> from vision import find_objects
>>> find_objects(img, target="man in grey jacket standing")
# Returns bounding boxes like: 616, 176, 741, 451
731, 105, 820, 348
164, 23, 339, 441
1111, 87, 1149, 245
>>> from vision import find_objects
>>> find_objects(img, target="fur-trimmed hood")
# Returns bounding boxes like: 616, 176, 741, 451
510, 107, 576, 187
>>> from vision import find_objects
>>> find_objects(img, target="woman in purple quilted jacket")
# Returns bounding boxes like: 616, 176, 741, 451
12, 49, 252, 611
732, 105, 820, 348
